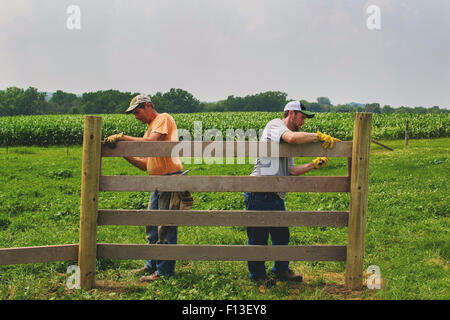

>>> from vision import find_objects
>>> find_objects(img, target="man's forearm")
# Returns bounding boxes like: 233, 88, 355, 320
121, 135, 148, 142
124, 156, 147, 171
120, 132, 166, 171
282, 131, 318, 144
289, 162, 315, 176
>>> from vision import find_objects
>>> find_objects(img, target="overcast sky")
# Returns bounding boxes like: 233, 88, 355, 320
1, 0, 449, 108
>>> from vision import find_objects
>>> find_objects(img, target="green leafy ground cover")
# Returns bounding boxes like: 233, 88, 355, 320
1, 113, 448, 146
0, 138, 448, 300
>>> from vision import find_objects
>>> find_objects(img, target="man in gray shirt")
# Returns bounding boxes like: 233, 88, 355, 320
244, 100, 340, 286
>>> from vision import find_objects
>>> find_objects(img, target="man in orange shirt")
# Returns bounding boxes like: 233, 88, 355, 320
103, 94, 184, 282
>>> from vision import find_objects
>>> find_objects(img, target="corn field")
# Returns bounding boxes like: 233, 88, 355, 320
0, 112, 448, 146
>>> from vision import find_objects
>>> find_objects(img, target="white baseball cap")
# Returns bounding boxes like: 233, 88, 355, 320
284, 100, 314, 118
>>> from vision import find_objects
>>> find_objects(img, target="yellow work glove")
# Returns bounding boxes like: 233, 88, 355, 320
316, 131, 341, 149
102, 132, 124, 149
313, 157, 328, 169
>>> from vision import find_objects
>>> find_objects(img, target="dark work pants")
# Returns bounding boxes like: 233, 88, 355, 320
144, 171, 183, 276
243, 192, 290, 280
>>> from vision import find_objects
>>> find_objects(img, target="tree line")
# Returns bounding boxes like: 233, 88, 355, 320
0, 86, 447, 117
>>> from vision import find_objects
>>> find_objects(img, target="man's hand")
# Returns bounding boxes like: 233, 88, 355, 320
102, 132, 124, 149
313, 157, 328, 169
316, 131, 341, 149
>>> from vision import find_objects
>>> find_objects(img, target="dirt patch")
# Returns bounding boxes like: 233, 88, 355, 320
318, 271, 382, 300
426, 257, 449, 270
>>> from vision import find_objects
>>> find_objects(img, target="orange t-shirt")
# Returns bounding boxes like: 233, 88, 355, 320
144, 113, 183, 175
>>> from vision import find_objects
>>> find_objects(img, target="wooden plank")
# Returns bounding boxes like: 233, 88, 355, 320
97, 243, 347, 261
101, 141, 352, 158
100, 175, 350, 193
78, 116, 102, 290
346, 112, 372, 290
98, 210, 349, 227
0, 244, 79, 265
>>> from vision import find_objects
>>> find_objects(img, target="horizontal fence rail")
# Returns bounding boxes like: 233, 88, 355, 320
97, 244, 347, 262
98, 210, 349, 227
0, 244, 347, 264
101, 141, 353, 158
0, 244, 79, 266
100, 175, 351, 192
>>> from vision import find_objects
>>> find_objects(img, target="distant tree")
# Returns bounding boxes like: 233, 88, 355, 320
0, 90, 5, 116
429, 106, 439, 113
428, 106, 441, 114
395, 106, 413, 113
335, 104, 352, 113
319, 103, 331, 112
365, 103, 381, 114
222, 95, 245, 112
80, 90, 137, 114
159, 88, 201, 113
2, 86, 447, 115
48, 90, 80, 114
151, 92, 174, 113
250, 91, 287, 112
381, 105, 395, 114
214, 100, 228, 112
317, 97, 331, 105
0, 87, 48, 115
413, 106, 427, 114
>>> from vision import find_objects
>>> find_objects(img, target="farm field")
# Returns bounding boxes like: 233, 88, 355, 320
0, 112, 448, 147
0, 137, 448, 300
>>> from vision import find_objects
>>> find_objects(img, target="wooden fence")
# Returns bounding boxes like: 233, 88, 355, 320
0, 112, 372, 291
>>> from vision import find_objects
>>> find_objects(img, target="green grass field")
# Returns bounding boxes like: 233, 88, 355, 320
0, 138, 448, 300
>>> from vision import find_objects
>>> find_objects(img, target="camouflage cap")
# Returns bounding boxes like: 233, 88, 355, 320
125, 94, 152, 114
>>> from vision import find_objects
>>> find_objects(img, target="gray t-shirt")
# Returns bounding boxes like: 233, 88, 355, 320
250, 118, 294, 199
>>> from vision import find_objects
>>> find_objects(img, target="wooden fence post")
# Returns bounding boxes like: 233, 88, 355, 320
78, 116, 102, 290
405, 120, 409, 147
346, 112, 372, 290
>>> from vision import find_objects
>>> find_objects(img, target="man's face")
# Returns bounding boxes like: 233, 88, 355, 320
132, 104, 150, 124
291, 111, 307, 131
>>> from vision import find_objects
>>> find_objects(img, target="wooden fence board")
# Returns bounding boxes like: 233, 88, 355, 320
98, 210, 349, 227
101, 141, 352, 158
0, 244, 79, 265
99, 175, 350, 192
97, 243, 347, 261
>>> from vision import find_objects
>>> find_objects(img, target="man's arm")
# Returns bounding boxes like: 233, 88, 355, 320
121, 132, 166, 142
122, 132, 167, 172
290, 157, 328, 176
281, 131, 318, 144
289, 162, 315, 176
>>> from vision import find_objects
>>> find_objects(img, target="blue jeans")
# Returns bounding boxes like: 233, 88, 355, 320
243, 192, 290, 280
145, 191, 178, 276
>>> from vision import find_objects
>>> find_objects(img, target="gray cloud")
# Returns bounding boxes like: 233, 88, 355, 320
0, 0, 448, 108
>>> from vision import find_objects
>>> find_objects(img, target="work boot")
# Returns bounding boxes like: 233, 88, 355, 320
252, 276, 276, 288
275, 269, 303, 282
131, 265, 155, 275
140, 271, 161, 282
